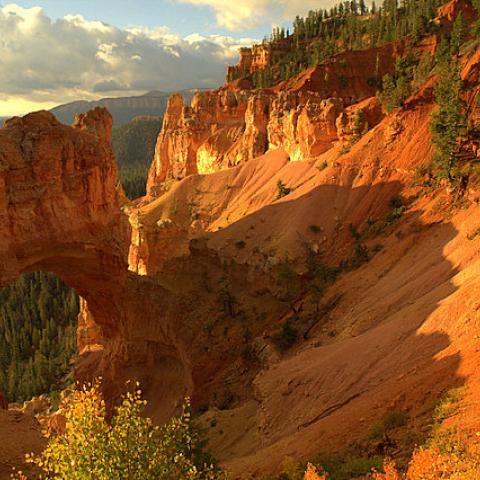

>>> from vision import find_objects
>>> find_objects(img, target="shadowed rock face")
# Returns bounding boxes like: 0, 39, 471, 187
0, 108, 191, 422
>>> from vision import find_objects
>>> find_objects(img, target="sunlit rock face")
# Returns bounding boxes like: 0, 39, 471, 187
146, 43, 406, 194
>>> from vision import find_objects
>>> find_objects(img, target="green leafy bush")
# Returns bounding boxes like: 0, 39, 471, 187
312, 451, 383, 480
317, 161, 328, 172
16, 383, 226, 480
272, 321, 298, 352
277, 259, 300, 310
217, 281, 237, 317
368, 410, 408, 440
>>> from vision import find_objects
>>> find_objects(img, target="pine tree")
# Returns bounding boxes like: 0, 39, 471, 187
472, 0, 480, 36
450, 12, 466, 56
430, 60, 467, 185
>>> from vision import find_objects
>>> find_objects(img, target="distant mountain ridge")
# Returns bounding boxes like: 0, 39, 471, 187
50, 89, 199, 126
0, 89, 205, 127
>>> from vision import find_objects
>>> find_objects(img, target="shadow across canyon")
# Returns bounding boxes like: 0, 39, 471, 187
155, 167, 468, 473
0, 112, 470, 476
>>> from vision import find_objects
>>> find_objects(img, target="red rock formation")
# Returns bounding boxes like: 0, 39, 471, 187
73, 106, 113, 143
336, 96, 384, 143
120, 48, 480, 477
0, 109, 124, 285
249, 41, 290, 72
273, 41, 416, 98
147, 41, 411, 194
147, 89, 250, 193
146, 86, 387, 193
227, 47, 252, 82
22, 396, 50, 416
436, 0, 477, 27
77, 297, 104, 353
46, 412, 67, 435
0, 109, 192, 423
227, 42, 290, 82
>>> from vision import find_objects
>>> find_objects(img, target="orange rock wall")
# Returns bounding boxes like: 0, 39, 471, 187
147, 42, 420, 193
147, 88, 385, 193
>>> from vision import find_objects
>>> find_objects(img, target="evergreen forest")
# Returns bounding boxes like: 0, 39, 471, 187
0, 272, 79, 402
229, 0, 456, 87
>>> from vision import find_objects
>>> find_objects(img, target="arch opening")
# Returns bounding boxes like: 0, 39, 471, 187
0, 271, 79, 404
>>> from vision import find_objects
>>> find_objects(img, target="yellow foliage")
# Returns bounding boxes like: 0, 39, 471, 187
12, 381, 227, 480
370, 435, 480, 480
304, 462, 327, 480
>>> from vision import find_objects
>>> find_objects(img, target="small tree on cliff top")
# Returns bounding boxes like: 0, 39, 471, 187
15, 382, 226, 480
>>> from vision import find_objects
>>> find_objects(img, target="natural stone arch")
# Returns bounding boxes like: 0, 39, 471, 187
0, 109, 191, 421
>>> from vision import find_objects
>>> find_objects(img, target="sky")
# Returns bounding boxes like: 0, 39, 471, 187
0, 0, 334, 116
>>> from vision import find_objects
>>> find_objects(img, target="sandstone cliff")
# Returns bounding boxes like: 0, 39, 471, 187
0, 108, 192, 428
147, 38, 442, 195
146, 87, 374, 193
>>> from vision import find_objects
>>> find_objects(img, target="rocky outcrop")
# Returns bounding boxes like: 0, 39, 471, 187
268, 94, 345, 160
22, 395, 50, 416
146, 88, 388, 194
336, 96, 384, 143
77, 297, 104, 353
227, 42, 290, 82
147, 90, 250, 193
127, 209, 189, 275
147, 40, 411, 194
0, 108, 124, 286
146, 28, 452, 195
436, 0, 477, 27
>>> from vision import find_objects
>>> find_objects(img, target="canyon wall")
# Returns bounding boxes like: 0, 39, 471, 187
132, 45, 480, 477
146, 87, 380, 194
147, 39, 441, 195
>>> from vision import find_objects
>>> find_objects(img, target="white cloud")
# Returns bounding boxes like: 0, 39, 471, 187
176, 0, 336, 31
63, 14, 114, 33
0, 4, 256, 116
95, 43, 119, 66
